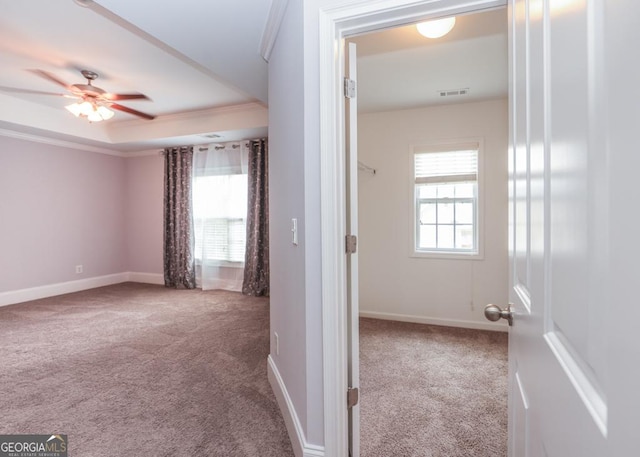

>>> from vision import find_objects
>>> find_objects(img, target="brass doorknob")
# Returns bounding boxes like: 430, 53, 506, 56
484, 304, 513, 326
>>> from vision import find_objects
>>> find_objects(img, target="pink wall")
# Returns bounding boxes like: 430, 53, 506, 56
0, 136, 182, 292
125, 154, 164, 274
0, 136, 127, 292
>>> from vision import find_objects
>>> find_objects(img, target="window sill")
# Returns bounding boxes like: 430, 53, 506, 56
411, 250, 484, 261
195, 259, 245, 269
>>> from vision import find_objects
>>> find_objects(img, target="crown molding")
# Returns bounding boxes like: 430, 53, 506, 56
260, 0, 289, 62
107, 102, 267, 130
125, 148, 164, 158
0, 102, 268, 157
0, 128, 126, 157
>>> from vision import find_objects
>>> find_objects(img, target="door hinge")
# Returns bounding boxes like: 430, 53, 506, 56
347, 387, 359, 408
344, 77, 356, 99
346, 235, 357, 254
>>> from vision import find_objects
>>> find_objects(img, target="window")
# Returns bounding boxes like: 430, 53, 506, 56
193, 173, 248, 264
413, 142, 480, 256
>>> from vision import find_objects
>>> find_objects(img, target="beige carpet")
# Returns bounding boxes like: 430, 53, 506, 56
360, 318, 508, 457
0, 283, 294, 457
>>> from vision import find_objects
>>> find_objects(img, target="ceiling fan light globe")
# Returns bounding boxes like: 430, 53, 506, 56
65, 103, 83, 117
87, 110, 103, 122
97, 106, 115, 120
416, 16, 456, 38
79, 101, 95, 116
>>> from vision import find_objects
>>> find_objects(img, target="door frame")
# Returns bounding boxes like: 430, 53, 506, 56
318, 0, 507, 455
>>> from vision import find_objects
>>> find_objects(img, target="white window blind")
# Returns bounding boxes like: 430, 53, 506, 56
194, 218, 246, 263
415, 148, 478, 184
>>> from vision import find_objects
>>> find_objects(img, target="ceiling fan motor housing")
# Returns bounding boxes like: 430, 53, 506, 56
71, 84, 106, 97
72, 70, 106, 97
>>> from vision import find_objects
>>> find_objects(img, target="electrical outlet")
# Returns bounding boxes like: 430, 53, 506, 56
274, 332, 279, 356
75, 265, 83, 274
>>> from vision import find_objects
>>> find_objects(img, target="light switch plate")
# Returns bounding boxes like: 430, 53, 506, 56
291, 218, 298, 246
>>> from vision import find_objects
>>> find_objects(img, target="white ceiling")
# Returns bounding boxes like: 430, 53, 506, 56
349, 8, 508, 113
0, 2, 507, 153
0, 0, 270, 153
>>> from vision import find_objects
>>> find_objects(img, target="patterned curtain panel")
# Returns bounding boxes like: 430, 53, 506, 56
242, 139, 269, 296
164, 146, 196, 289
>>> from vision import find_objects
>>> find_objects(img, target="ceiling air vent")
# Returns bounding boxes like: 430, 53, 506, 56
438, 88, 470, 97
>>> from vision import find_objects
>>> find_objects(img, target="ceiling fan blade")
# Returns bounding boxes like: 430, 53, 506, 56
103, 93, 150, 101
29, 70, 73, 90
110, 103, 156, 120
0, 86, 77, 97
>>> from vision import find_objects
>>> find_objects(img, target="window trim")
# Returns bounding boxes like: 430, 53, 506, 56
409, 138, 485, 261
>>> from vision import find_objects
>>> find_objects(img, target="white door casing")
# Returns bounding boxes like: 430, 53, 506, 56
605, 1, 640, 453
319, 1, 507, 456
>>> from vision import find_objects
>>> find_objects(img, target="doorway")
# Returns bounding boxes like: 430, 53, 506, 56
317, 1, 509, 455
348, 9, 509, 456
349, 9, 509, 331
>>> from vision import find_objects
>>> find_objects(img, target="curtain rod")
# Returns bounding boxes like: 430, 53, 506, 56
162, 138, 267, 154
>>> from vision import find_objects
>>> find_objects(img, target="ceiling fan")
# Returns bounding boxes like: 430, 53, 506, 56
5, 69, 155, 121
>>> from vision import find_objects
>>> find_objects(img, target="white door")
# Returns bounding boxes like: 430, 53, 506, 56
345, 41, 361, 457
503, 0, 634, 455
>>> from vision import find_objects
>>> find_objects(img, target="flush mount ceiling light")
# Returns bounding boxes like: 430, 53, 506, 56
416, 16, 456, 39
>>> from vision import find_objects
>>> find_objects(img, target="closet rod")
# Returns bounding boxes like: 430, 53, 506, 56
358, 160, 376, 175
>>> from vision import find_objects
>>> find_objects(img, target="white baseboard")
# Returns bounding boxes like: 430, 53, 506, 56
127, 272, 164, 285
359, 310, 508, 332
0, 273, 129, 308
267, 355, 325, 457
0, 271, 166, 308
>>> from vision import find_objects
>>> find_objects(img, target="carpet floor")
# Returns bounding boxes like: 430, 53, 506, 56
359, 318, 508, 457
0, 283, 294, 457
